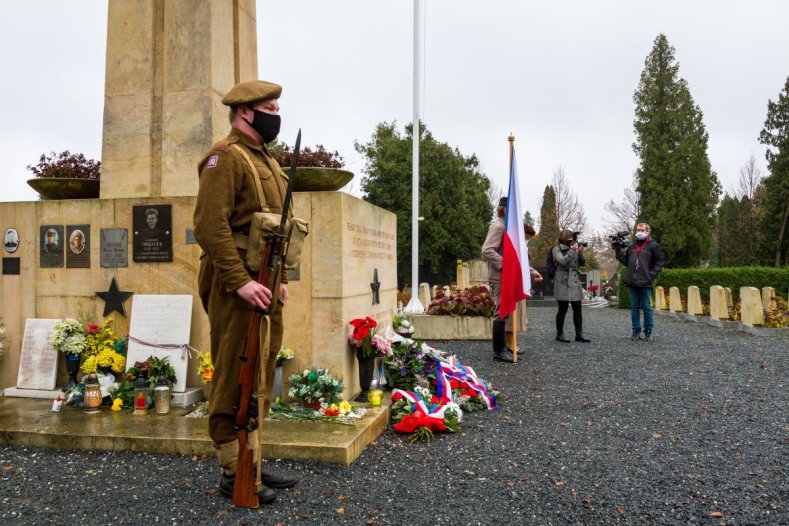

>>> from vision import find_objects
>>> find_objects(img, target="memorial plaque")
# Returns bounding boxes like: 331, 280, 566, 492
184, 228, 197, 244
17, 319, 61, 390
66, 224, 90, 268
3, 228, 19, 253
132, 204, 173, 262
126, 295, 193, 392
40, 225, 64, 268
2, 257, 20, 275
100, 228, 128, 268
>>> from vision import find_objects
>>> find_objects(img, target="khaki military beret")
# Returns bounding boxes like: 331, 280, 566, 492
221, 80, 282, 106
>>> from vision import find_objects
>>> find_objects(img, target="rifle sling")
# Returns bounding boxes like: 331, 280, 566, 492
254, 313, 271, 493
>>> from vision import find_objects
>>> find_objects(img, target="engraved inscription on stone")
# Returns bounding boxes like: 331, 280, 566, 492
66, 224, 90, 268
132, 205, 173, 262
126, 295, 193, 392
40, 225, 64, 268
100, 228, 129, 268
17, 319, 61, 390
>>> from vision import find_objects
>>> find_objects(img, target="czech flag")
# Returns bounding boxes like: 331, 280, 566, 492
498, 149, 530, 318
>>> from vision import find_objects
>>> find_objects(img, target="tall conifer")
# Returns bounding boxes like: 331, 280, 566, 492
632, 34, 721, 267
531, 185, 560, 270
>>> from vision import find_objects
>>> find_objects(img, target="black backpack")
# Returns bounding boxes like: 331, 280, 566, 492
546, 247, 557, 279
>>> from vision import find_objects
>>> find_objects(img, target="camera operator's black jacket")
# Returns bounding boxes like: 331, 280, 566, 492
616, 238, 664, 288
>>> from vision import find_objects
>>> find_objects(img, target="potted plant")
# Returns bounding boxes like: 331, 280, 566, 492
26, 150, 101, 200
287, 366, 343, 409
271, 142, 353, 192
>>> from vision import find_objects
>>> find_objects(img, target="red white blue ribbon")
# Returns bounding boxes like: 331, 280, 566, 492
392, 389, 449, 420
435, 357, 496, 410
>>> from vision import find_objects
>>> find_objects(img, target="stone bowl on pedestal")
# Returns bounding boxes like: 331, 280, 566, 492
27, 178, 100, 200
292, 168, 353, 192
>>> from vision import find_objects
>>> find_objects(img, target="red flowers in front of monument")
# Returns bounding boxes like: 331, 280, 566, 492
349, 317, 378, 357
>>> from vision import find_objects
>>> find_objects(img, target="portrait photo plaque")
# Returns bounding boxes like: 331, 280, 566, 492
66, 224, 90, 268
40, 225, 64, 268
4, 228, 19, 253
133, 205, 172, 262
100, 228, 128, 268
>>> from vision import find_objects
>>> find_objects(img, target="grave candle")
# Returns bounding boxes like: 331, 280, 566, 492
133, 376, 149, 415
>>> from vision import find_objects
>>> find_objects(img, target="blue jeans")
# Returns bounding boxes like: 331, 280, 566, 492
628, 286, 654, 333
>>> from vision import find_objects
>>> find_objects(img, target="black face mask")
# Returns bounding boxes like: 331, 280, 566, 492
246, 108, 281, 143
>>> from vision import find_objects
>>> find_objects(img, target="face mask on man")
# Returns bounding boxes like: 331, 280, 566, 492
246, 107, 281, 143
635, 232, 648, 241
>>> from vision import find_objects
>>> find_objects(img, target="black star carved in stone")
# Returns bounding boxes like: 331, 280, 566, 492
95, 277, 133, 317
370, 268, 381, 305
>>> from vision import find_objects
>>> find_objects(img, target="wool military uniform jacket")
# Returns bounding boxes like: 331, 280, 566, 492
552, 245, 584, 302
194, 127, 290, 297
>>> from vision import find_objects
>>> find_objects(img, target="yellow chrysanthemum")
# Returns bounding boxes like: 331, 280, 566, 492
111, 353, 126, 373
339, 401, 352, 414
81, 355, 98, 374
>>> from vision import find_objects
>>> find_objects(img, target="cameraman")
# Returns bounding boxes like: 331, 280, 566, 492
614, 223, 664, 341
552, 230, 591, 343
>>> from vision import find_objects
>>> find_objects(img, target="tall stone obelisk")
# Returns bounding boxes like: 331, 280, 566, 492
100, 0, 258, 199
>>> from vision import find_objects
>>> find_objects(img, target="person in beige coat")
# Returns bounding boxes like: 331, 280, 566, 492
481, 197, 542, 362
194, 80, 297, 504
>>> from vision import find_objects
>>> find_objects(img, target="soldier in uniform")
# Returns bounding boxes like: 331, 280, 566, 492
194, 80, 297, 505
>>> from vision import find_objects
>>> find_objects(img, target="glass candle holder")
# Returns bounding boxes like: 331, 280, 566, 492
367, 388, 383, 407
83, 374, 102, 413
133, 376, 149, 415
154, 376, 171, 415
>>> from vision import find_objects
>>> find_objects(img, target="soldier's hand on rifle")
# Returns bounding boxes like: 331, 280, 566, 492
280, 283, 288, 304
236, 280, 273, 310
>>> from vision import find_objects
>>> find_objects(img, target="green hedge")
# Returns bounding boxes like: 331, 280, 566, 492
617, 266, 789, 308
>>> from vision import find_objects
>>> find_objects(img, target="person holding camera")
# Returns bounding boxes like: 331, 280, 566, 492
552, 230, 591, 343
614, 223, 664, 341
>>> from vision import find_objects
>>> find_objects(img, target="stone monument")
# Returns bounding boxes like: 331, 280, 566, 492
0, 0, 397, 400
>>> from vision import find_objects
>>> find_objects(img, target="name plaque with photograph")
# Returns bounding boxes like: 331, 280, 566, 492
100, 228, 128, 268
132, 205, 173, 262
40, 225, 64, 268
66, 224, 90, 268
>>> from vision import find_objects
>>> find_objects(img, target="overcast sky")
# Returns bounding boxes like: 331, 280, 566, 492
1, 1, 788, 234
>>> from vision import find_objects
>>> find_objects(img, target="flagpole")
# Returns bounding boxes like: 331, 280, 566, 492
405, 0, 424, 314
508, 133, 518, 364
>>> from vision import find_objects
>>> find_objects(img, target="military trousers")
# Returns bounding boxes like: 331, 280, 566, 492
199, 257, 284, 446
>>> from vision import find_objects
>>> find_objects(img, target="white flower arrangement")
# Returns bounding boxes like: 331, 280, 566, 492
51, 318, 88, 355
393, 314, 414, 335
287, 366, 344, 405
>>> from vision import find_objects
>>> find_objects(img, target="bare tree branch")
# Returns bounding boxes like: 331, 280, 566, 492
604, 173, 640, 233
732, 153, 763, 200
552, 165, 588, 233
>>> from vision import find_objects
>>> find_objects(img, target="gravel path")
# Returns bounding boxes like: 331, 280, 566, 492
2, 307, 787, 526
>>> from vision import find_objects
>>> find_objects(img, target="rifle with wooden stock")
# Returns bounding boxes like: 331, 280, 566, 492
232, 130, 301, 508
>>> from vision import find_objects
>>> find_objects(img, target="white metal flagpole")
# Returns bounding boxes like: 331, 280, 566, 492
405, 0, 424, 313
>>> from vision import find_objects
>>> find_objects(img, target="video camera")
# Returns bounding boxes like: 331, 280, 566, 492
571, 231, 589, 248
609, 230, 631, 250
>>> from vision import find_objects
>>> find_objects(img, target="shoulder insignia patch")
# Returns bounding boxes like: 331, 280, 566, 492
207, 155, 219, 168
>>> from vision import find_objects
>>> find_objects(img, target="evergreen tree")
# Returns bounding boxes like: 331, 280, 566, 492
632, 34, 721, 268
523, 210, 535, 229
758, 76, 789, 267
356, 121, 492, 286
531, 185, 560, 270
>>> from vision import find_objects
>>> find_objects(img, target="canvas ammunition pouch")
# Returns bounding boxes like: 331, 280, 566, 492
231, 144, 309, 273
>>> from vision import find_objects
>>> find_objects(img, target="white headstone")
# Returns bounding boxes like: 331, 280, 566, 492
126, 295, 193, 392
17, 319, 61, 390
687, 286, 703, 315
761, 287, 776, 311
669, 287, 682, 312
418, 282, 431, 310
709, 285, 726, 320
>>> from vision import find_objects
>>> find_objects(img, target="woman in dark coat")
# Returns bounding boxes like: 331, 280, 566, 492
552, 229, 591, 343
